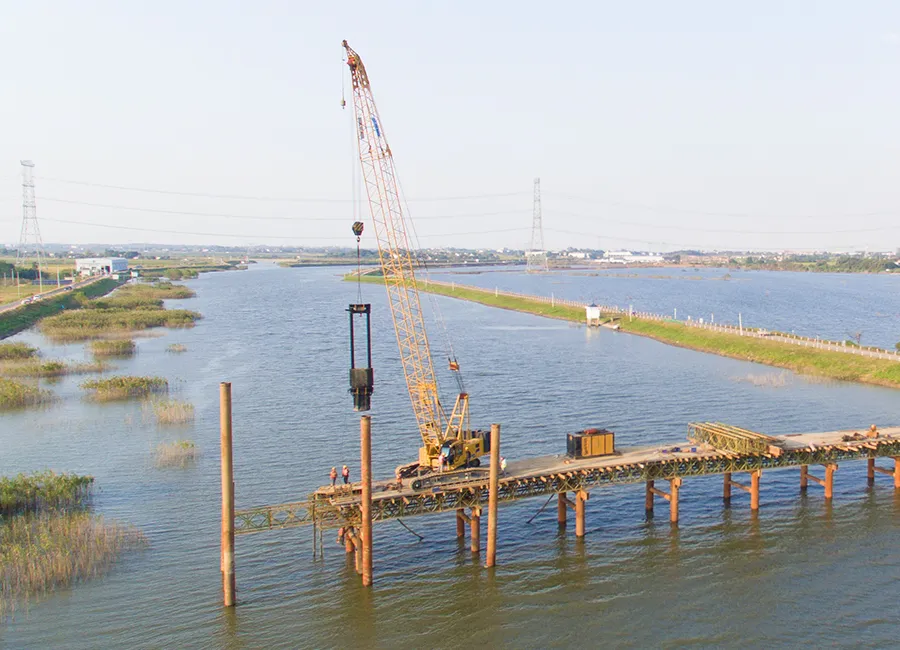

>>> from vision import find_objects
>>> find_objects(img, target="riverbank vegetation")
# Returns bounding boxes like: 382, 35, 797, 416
38, 281, 200, 341
156, 440, 198, 468
0, 378, 54, 410
90, 339, 136, 357
361, 275, 900, 390
617, 318, 900, 388
81, 376, 168, 401
0, 278, 120, 340
166, 343, 187, 353
149, 399, 194, 425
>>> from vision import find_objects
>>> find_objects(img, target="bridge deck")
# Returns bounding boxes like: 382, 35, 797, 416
235, 426, 900, 534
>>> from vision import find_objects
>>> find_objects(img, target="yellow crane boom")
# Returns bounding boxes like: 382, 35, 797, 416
343, 40, 483, 475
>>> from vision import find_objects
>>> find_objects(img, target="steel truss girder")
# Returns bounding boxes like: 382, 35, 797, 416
234, 442, 900, 534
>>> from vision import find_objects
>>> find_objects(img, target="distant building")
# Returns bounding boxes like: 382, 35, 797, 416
602, 250, 664, 264
75, 257, 128, 276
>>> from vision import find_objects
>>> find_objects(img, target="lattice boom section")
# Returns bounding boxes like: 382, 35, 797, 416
688, 422, 780, 455
235, 439, 900, 534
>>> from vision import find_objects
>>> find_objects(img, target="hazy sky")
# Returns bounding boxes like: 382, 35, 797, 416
2, 1, 899, 252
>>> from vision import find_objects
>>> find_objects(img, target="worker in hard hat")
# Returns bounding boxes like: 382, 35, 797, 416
330, 467, 338, 487
342, 465, 350, 484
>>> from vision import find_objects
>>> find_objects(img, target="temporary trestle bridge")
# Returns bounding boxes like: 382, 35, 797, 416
234, 423, 900, 536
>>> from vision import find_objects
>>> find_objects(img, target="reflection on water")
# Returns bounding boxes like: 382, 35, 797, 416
1, 263, 899, 648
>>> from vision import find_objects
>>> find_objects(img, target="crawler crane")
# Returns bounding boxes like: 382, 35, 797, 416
343, 40, 489, 479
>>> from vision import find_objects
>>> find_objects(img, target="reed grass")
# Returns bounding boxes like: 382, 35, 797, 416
89, 339, 136, 358
149, 399, 194, 425
39, 309, 201, 342
166, 343, 187, 353
0, 360, 108, 378
0, 471, 94, 517
0, 512, 147, 616
0, 343, 38, 361
129, 281, 195, 299
0, 378, 54, 410
155, 440, 198, 468
80, 376, 168, 401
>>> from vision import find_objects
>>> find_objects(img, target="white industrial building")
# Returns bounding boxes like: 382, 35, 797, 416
75, 257, 129, 276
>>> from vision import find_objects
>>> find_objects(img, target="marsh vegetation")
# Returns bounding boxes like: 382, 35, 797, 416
80, 376, 168, 401
0, 378, 54, 410
155, 440, 198, 468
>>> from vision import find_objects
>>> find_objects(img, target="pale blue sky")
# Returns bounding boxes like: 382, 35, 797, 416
2, 1, 899, 251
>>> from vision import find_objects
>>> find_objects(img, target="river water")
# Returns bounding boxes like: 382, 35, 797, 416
1, 263, 899, 649
430, 265, 900, 350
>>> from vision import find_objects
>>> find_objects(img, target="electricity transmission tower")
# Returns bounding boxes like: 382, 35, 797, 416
526, 177, 548, 272
16, 160, 45, 292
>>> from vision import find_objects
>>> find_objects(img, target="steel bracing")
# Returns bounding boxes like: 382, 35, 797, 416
234, 432, 900, 535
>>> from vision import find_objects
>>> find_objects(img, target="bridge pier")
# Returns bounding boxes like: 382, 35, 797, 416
723, 472, 732, 503
724, 469, 761, 510
220, 382, 236, 608
485, 424, 500, 568
470, 507, 481, 554
868, 456, 900, 488
801, 463, 837, 499
575, 490, 588, 537
360, 415, 373, 586
557, 493, 567, 528
456, 509, 466, 539
751, 469, 761, 510
646, 478, 681, 523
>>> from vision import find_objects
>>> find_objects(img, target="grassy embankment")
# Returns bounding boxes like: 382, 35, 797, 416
351, 274, 900, 389
0, 278, 120, 340
0, 471, 146, 616
39, 281, 200, 342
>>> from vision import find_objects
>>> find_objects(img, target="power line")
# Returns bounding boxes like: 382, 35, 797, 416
36, 196, 897, 236
38, 216, 529, 241
544, 191, 900, 220
36, 176, 528, 203
36, 196, 525, 222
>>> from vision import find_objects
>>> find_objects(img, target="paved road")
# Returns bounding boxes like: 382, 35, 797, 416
0, 276, 106, 315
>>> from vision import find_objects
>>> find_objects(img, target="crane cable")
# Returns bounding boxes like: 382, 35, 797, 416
396, 170, 466, 396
